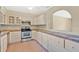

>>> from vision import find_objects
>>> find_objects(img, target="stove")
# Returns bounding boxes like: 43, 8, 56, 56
21, 26, 32, 40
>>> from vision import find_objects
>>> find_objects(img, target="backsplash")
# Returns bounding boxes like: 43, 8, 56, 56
0, 24, 21, 30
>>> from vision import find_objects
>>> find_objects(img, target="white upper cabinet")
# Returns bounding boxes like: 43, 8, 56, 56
0, 11, 4, 24
37, 15, 46, 25
31, 17, 38, 25
31, 15, 46, 25
0, 7, 7, 15
0, 6, 7, 24
8, 16, 21, 25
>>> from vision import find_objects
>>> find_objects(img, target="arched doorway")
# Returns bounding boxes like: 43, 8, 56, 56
53, 10, 72, 32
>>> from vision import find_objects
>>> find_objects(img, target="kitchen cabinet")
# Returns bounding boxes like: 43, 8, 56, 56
37, 15, 46, 25
8, 16, 21, 25
47, 34, 67, 52
32, 31, 42, 44
0, 7, 8, 24
31, 17, 37, 25
0, 34, 8, 52
41, 32, 49, 50
65, 39, 79, 52
32, 30, 68, 52
0, 7, 5, 24
55, 37, 67, 52
0, 7, 7, 15
0, 11, 4, 24
32, 31, 38, 40
32, 31, 49, 50
9, 31, 21, 44
36, 32, 42, 44
31, 15, 46, 25
47, 34, 56, 51
47, 34, 60, 52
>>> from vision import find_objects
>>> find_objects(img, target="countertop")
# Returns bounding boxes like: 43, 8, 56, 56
0, 31, 9, 37
0, 29, 21, 37
32, 29, 79, 43
0, 29, 21, 32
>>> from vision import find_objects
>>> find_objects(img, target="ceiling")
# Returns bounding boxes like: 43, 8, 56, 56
5, 6, 52, 15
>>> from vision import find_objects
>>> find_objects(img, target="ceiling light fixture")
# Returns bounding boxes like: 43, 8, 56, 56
28, 7, 33, 10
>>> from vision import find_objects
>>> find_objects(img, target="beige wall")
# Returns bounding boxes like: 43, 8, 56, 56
41, 6, 79, 33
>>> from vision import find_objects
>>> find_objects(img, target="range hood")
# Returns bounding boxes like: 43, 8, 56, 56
21, 21, 31, 25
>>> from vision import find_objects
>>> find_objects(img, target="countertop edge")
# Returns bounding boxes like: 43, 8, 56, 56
32, 29, 79, 43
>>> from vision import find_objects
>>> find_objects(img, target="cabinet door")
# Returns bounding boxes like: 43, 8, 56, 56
48, 35, 66, 52
1, 37, 4, 52
55, 37, 67, 52
47, 34, 54, 52
65, 40, 79, 52
32, 31, 38, 40
0, 7, 7, 15
36, 32, 42, 44
48, 35, 58, 52
0, 11, 4, 24
37, 15, 45, 25
41, 33, 49, 50
9, 31, 21, 43
1, 34, 7, 52
3, 35, 7, 52
31, 17, 37, 25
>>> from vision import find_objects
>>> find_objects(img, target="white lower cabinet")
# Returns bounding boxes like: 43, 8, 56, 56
48, 35, 57, 52
32, 31, 66, 52
32, 31, 43, 44
9, 31, 21, 44
65, 40, 79, 52
32, 31, 79, 52
41, 33, 49, 50
32, 31, 49, 50
36, 32, 42, 44
1, 34, 7, 52
37, 32, 62, 51
32, 31, 37, 39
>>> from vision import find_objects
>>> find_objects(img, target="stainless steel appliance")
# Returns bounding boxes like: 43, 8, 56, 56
21, 26, 32, 39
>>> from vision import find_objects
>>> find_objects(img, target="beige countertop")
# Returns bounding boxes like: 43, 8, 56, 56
0, 29, 21, 37
0, 29, 21, 32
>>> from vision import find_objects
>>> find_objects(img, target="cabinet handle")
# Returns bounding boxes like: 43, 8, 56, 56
64, 40, 65, 48
72, 46, 74, 48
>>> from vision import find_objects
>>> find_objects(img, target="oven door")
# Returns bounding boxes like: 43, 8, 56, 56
21, 31, 31, 39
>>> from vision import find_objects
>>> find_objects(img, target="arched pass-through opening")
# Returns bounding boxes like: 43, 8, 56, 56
52, 10, 72, 32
